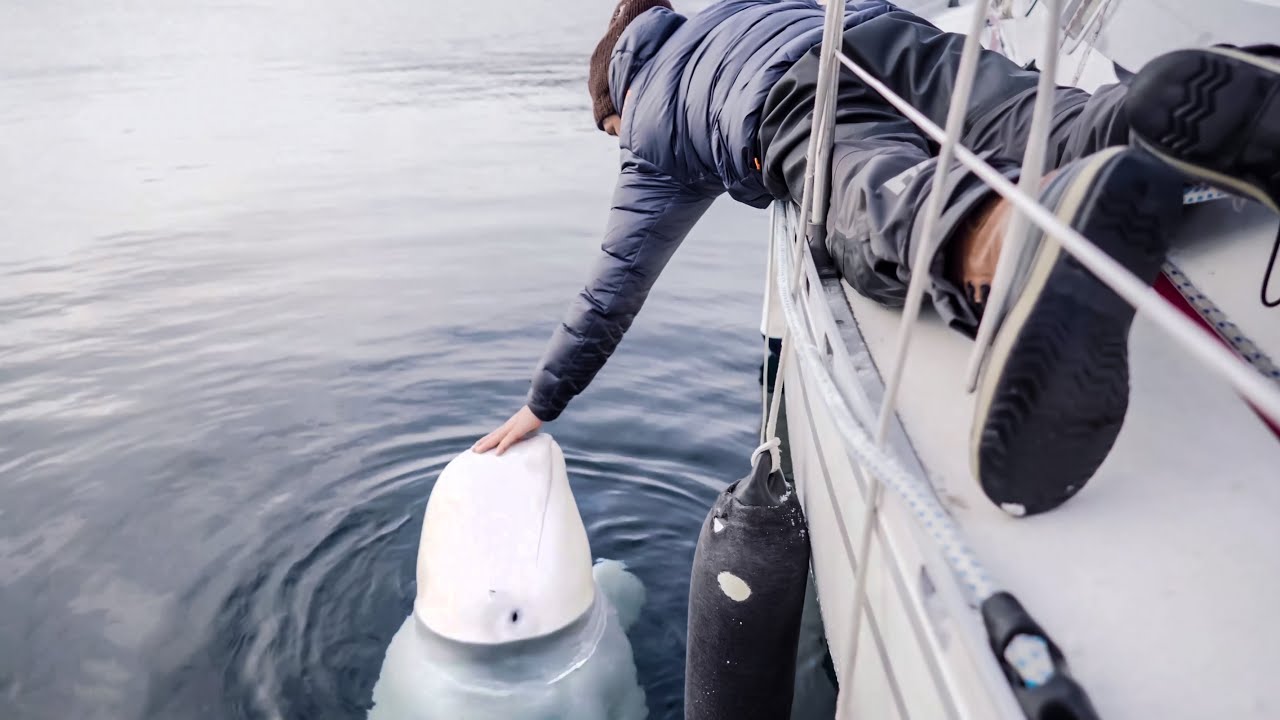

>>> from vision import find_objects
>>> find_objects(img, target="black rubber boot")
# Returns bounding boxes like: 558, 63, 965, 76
972, 148, 1182, 516
1128, 45, 1280, 213
1128, 45, 1280, 307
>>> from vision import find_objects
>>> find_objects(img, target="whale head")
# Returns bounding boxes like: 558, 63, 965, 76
413, 433, 595, 645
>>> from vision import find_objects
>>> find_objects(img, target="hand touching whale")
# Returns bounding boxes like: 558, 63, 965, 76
368, 435, 648, 720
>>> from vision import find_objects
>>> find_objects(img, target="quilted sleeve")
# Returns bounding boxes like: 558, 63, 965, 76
526, 153, 717, 421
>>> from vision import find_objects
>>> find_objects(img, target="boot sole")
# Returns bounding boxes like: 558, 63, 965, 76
1129, 47, 1280, 212
972, 148, 1179, 516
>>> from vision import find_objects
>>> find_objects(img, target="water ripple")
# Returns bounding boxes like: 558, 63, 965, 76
138, 429, 718, 720
0, 0, 791, 717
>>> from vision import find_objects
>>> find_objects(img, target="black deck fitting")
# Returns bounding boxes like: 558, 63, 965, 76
980, 591, 1102, 720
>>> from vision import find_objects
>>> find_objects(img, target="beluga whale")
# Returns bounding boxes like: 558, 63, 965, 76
368, 433, 649, 720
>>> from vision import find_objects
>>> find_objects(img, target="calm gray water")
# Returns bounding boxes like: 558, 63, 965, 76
0, 1, 811, 718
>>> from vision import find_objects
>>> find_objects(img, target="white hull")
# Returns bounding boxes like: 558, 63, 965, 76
768, 3, 1280, 716
768, 204, 1025, 720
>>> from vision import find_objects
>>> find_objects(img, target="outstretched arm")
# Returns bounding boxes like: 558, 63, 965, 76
475, 154, 716, 453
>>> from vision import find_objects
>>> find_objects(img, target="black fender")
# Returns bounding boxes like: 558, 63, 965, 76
685, 456, 811, 720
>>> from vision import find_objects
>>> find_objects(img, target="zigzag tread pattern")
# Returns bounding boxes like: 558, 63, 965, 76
1144, 53, 1280, 199
1158, 57, 1232, 155
979, 313, 1130, 510
977, 178, 1170, 514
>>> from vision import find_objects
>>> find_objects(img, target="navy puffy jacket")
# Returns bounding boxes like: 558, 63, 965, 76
528, 0, 897, 421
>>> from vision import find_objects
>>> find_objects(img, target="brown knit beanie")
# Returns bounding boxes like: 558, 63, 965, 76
588, 0, 674, 130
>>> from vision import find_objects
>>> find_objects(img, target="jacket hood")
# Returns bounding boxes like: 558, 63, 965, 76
608, 7, 687, 116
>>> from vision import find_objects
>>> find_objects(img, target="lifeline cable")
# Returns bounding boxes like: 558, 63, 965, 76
770, 204, 1076, 707
831, 48, 1280, 425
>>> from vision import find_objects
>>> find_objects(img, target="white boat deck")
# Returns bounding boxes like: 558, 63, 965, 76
1170, 200, 1280, 364
840, 198, 1280, 717
780, 3, 1280, 717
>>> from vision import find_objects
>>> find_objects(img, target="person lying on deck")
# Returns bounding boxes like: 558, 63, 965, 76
475, 0, 1280, 516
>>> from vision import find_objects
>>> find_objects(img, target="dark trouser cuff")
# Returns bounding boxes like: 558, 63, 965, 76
919, 157, 1022, 339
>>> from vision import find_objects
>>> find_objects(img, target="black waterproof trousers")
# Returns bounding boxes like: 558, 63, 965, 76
758, 10, 1133, 336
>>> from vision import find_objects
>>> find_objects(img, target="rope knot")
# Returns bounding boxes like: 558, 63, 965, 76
751, 437, 782, 471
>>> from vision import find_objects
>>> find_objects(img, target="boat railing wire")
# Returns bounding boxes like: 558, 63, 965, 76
767, 0, 1280, 717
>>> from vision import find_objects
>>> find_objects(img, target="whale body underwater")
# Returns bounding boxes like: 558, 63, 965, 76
367, 434, 649, 720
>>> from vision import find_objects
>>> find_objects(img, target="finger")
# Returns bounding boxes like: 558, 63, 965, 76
495, 429, 522, 456
473, 429, 503, 453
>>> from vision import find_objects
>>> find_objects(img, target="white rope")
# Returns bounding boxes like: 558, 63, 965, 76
772, 203, 1070, 700
832, 49, 1280, 426
796, 0, 849, 234
759, 353, 771, 444
760, 214, 775, 445
807, 0, 848, 227
758, 203, 811, 471
869, 0, 991, 448
963, 0, 1063, 392
770, 2, 1279, 707
773, 214, 998, 601
751, 437, 782, 469
791, 3, 1279, 707
764, 339, 790, 448
839, 0, 994, 702
757, 0, 846, 472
